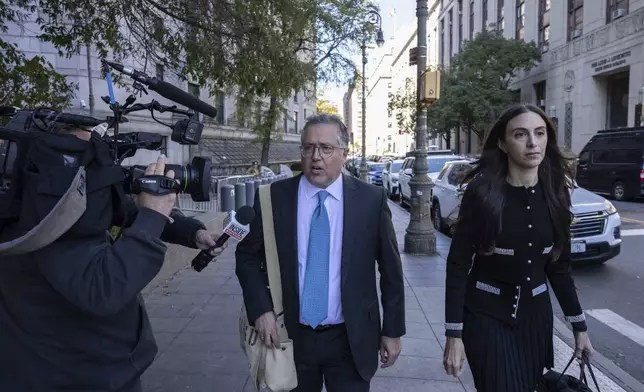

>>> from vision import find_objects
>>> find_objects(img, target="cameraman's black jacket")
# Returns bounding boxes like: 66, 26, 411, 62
0, 206, 205, 392
0, 132, 207, 391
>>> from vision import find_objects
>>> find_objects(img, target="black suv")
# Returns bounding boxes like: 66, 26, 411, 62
576, 127, 644, 201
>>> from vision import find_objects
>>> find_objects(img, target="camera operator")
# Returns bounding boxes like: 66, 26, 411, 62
0, 126, 225, 392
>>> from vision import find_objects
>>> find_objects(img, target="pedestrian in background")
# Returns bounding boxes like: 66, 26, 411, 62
236, 113, 405, 391
442, 103, 594, 391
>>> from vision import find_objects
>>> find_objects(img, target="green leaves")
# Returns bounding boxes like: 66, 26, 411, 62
428, 29, 541, 141
0, 39, 76, 109
387, 77, 416, 135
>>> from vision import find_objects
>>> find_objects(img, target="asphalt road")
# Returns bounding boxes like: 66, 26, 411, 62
552, 199, 644, 385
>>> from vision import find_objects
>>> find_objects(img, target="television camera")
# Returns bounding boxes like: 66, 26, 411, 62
0, 60, 218, 255
1, 60, 217, 202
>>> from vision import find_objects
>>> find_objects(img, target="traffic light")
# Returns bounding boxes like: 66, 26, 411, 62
422, 71, 441, 105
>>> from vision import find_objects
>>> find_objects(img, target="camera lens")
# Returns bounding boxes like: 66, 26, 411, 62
125, 156, 211, 202
165, 157, 211, 202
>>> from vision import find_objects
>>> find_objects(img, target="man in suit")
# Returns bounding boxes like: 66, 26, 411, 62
235, 113, 405, 391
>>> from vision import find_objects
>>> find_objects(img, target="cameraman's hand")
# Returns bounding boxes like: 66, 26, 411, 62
136, 155, 176, 217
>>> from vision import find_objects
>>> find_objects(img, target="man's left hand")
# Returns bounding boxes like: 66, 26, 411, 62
194, 229, 227, 256
379, 336, 402, 368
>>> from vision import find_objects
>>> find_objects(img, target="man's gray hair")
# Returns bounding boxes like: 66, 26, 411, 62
301, 113, 349, 148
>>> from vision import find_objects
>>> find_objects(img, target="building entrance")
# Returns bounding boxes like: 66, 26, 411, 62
606, 70, 630, 129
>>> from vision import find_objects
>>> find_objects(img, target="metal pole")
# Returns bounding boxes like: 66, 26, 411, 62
405, 0, 436, 255
360, 39, 368, 182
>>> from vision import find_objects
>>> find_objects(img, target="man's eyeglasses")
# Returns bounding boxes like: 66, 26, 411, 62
300, 144, 344, 158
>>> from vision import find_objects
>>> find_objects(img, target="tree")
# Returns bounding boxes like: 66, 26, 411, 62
316, 98, 339, 116
3, 0, 377, 164
0, 3, 76, 109
387, 77, 416, 136
429, 29, 541, 142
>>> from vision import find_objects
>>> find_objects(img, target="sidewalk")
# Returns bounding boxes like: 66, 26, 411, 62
140, 201, 637, 392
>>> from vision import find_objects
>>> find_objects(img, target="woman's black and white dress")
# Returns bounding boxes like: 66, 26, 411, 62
444, 179, 588, 392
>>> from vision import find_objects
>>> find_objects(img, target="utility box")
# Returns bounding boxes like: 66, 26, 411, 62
422, 71, 440, 105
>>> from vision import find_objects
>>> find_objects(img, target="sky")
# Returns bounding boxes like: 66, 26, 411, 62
319, 0, 417, 113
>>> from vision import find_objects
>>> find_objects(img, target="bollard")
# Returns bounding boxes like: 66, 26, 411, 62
261, 178, 268, 185
245, 180, 255, 207
234, 182, 246, 210
254, 179, 262, 191
220, 185, 235, 212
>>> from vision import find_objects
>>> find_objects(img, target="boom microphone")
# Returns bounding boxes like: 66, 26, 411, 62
191, 205, 255, 272
104, 61, 219, 118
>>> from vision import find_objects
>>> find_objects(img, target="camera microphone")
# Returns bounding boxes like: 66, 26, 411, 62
191, 205, 256, 272
103, 61, 219, 118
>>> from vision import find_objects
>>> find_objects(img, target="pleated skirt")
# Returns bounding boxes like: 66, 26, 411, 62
462, 307, 554, 392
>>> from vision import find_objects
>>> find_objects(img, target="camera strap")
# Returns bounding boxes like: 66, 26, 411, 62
132, 175, 182, 196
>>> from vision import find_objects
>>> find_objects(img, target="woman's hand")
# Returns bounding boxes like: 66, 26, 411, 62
443, 337, 466, 377
574, 331, 594, 359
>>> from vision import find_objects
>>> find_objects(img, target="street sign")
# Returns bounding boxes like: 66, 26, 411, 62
409, 47, 418, 66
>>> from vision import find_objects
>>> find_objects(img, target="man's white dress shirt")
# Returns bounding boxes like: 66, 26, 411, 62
297, 175, 344, 325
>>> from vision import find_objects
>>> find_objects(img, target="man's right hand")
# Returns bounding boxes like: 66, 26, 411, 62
443, 337, 466, 377
136, 155, 177, 217
254, 311, 281, 349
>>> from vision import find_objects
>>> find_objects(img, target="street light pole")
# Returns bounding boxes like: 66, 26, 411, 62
359, 7, 385, 183
405, 0, 436, 255
360, 39, 368, 181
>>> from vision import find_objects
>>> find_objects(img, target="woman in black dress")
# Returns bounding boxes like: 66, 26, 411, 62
442, 104, 594, 391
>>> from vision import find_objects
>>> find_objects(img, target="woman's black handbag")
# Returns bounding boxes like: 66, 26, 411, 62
540, 354, 601, 392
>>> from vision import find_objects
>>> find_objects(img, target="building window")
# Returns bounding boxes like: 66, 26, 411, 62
388, 122, 392, 128
470, 0, 475, 39
482, 0, 488, 31
458, 0, 463, 51
304, 109, 307, 121
534, 81, 546, 112
440, 19, 445, 65
449, 9, 453, 59
294, 91, 298, 103
497, 0, 505, 32
294, 111, 299, 133
155, 64, 164, 81
606, 0, 628, 23
283, 109, 288, 133
215, 91, 225, 124
188, 83, 200, 98
538, 0, 550, 50
568, 0, 583, 41
515, 0, 525, 40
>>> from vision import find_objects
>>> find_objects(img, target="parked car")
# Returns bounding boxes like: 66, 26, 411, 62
431, 161, 622, 265
366, 161, 385, 186
397, 153, 463, 206
576, 127, 644, 200
382, 159, 405, 199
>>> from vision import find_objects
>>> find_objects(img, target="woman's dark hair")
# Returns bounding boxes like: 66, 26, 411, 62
459, 103, 574, 261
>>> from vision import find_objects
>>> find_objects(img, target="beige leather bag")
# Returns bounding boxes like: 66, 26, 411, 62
239, 184, 298, 392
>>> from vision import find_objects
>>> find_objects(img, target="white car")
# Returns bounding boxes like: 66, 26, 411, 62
431, 161, 622, 265
382, 159, 404, 199
398, 153, 463, 207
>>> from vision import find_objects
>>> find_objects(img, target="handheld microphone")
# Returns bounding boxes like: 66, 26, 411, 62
103, 61, 219, 118
191, 205, 256, 272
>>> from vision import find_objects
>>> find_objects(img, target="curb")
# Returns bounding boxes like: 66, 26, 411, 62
553, 316, 644, 392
